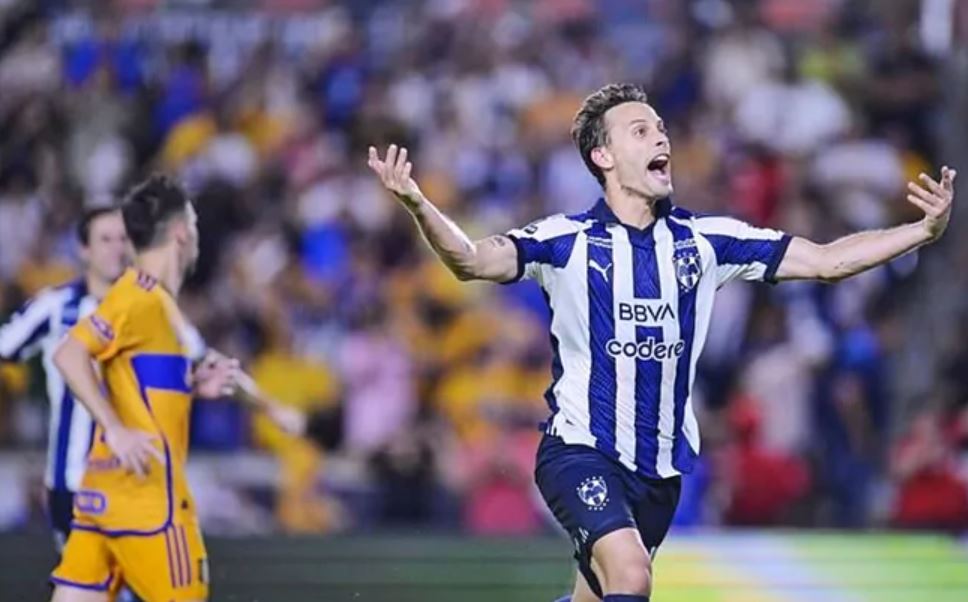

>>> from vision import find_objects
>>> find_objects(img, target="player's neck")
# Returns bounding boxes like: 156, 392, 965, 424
136, 250, 184, 297
604, 187, 658, 230
84, 272, 112, 300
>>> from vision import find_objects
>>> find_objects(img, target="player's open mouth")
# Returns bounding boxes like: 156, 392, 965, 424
647, 154, 671, 183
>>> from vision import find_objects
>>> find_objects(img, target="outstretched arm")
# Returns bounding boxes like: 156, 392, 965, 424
367, 145, 518, 282
193, 349, 306, 436
776, 167, 956, 282
235, 371, 307, 436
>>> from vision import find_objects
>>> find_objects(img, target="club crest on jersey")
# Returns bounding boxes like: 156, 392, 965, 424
673, 246, 702, 291
576, 476, 609, 511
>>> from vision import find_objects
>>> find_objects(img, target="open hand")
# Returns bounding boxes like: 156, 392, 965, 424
193, 352, 240, 399
367, 144, 424, 211
104, 424, 163, 478
907, 166, 956, 241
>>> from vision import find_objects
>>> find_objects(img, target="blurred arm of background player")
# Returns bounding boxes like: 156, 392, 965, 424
194, 349, 308, 437
367, 144, 519, 283
776, 167, 956, 282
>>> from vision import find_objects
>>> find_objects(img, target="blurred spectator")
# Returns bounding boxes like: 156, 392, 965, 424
339, 301, 416, 455
702, 4, 783, 111
369, 419, 452, 527
817, 371, 882, 527
0, 172, 44, 281
249, 320, 342, 534
460, 427, 542, 535
810, 125, 905, 230
155, 41, 210, 141
719, 398, 812, 525
734, 49, 851, 156
864, 19, 939, 158
799, 20, 866, 93
738, 291, 832, 456
890, 408, 968, 531
0, 21, 59, 100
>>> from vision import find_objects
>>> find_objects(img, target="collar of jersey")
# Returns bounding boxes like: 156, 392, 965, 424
69, 277, 89, 299
588, 197, 672, 246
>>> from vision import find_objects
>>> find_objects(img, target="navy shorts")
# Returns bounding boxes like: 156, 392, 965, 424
534, 434, 681, 598
46, 488, 74, 552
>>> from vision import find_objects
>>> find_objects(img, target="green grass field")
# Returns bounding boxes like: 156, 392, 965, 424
1, 531, 966, 601
653, 532, 968, 602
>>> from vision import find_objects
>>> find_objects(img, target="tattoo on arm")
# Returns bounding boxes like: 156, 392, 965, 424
483, 235, 510, 248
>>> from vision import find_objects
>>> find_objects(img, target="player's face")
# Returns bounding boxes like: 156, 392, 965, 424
599, 102, 672, 200
82, 212, 130, 283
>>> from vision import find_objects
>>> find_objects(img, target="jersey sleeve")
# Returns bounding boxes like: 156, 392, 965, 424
694, 216, 792, 286
0, 291, 57, 361
180, 321, 208, 363
70, 291, 144, 362
504, 214, 579, 284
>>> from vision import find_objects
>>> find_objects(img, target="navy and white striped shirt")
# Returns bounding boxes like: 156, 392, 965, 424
506, 198, 791, 478
0, 281, 97, 492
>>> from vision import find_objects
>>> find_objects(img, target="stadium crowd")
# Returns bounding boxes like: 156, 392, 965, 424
1, 0, 967, 536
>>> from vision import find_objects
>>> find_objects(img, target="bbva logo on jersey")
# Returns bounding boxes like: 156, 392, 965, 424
673, 240, 702, 291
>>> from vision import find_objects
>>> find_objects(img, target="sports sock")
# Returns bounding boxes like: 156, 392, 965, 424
603, 595, 649, 602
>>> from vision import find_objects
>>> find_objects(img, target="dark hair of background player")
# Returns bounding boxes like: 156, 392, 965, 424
76, 207, 120, 246
571, 82, 650, 187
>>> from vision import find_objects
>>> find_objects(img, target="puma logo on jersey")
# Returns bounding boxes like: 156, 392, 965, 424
589, 260, 611, 281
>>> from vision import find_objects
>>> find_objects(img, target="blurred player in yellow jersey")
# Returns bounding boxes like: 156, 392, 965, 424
49, 174, 303, 602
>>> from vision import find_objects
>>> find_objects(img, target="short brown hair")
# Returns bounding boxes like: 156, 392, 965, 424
571, 83, 650, 187
121, 174, 191, 251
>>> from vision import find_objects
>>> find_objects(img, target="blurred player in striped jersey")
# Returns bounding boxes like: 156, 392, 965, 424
0, 208, 129, 553
368, 83, 957, 602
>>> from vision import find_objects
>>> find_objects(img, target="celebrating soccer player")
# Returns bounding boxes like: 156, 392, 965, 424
368, 83, 957, 602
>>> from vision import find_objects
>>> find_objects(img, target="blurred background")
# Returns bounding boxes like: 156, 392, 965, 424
1, 0, 968, 600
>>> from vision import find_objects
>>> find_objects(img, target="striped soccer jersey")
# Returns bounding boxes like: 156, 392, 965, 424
506, 198, 791, 478
0, 280, 97, 492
